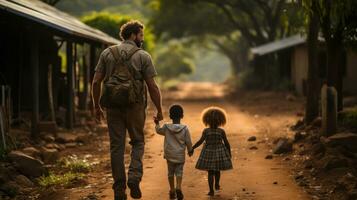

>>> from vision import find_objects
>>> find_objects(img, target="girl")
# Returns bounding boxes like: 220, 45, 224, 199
190, 107, 233, 196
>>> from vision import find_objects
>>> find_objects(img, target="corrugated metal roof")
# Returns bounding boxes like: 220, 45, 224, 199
251, 35, 306, 56
0, 0, 120, 45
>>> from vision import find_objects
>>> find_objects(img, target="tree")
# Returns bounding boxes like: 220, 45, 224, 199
313, 0, 357, 111
81, 12, 155, 53
150, 0, 304, 85
304, 1, 320, 124
155, 42, 195, 81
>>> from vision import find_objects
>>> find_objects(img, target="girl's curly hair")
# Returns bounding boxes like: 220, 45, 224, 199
201, 107, 227, 128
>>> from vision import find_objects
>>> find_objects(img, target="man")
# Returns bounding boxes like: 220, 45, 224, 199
91, 20, 163, 200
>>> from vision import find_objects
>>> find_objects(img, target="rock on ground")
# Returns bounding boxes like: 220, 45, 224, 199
8, 151, 46, 178
248, 136, 257, 141
273, 138, 293, 154
324, 133, 357, 153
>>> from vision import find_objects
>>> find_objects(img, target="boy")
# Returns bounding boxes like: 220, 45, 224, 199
154, 104, 193, 200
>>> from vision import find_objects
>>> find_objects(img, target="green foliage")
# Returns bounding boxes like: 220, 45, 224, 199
38, 172, 84, 188
155, 42, 195, 81
58, 155, 92, 173
56, 0, 152, 17
339, 107, 357, 131
81, 12, 155, 53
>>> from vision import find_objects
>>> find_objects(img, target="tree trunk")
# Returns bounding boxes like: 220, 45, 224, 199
326, 36, 343, 111
305, 3, 320, 124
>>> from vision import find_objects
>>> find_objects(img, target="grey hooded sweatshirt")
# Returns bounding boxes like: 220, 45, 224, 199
155, 123, 193, 163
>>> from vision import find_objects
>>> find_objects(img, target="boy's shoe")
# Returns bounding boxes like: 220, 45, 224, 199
169, 190, 176, 199
207, 191, 214, 196
176, 189, 184, 200
127, 181, 142, 199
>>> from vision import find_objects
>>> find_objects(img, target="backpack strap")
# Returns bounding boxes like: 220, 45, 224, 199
109, 45, 142, 79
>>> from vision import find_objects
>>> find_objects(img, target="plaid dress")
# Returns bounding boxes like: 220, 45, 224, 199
195, 128, 233, 171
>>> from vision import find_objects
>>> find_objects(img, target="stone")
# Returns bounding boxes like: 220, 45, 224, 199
0, 181, 19, 198
294, 132, 305, 142
286, 94, 296, 101
55, 133, 77, 143
8, 151, 46, 178
43, 135, 55, 143
265, 155, 273, 159
65, 142, 77, 148
41, 147, 59, 163
312, 143, 325, 156
291, 120, 304, 131
247, 136, 257, 142
311, 117, 322, 127
14, 175, 33, 187
45, 143, 60, 150
21, 147, 41, 159
273, 138, 293, 154
323, 157, 349, 171
249, 146, 258, 150
38, 121, 57, 133
325, 133, 357, 153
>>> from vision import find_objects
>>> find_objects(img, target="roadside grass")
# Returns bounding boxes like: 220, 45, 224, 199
37, 155, 92, 188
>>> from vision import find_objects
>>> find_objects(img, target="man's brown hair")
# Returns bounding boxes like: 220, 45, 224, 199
119, 20, 144, 40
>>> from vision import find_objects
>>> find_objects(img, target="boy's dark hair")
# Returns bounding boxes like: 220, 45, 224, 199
119, 20, 144, 40
169, 104, 184, 119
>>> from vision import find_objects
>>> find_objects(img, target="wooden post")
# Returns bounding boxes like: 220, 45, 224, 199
79, 54, 89, 111
66, 41, 74, 129
31, 33, 40, 137
321, 84, 337, 136
89, 45, 96, 115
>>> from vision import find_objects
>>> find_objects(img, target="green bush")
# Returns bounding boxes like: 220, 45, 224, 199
339, 107, 357, 131
81, 12, 155, 53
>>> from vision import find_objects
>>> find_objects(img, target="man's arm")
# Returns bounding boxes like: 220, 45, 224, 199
145, 77, 163, 121
91, 72, 105, 122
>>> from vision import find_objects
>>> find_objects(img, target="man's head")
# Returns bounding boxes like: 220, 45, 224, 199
120, 20, 144, 48
169, 104, 184, 120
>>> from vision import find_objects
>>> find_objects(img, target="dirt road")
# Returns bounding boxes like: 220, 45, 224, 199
101, 82, 310, 200
45, 82, 310, 200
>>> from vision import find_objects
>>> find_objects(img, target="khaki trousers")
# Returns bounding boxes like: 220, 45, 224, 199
106, 103, 146, 193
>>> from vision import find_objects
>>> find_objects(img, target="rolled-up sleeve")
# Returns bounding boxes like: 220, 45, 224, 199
141, 51, 157, 78
95, 49, 108, 73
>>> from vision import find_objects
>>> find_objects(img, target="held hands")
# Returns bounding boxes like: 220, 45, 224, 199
153, 111, 163, 124
188, 149, 194, 157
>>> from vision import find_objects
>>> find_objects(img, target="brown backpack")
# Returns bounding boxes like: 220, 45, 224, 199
100, 45, 143, 108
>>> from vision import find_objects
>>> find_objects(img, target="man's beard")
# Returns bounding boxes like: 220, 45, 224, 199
134, 39, 143, 48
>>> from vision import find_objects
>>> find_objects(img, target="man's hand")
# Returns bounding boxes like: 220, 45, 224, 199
153, 116, 160, 125
156, 111, 163, 122
188, 149, 194, 157
95, 107, 105, 123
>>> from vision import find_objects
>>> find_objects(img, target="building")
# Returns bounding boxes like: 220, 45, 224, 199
251, 34, 357, 96
0, 0, 120, 137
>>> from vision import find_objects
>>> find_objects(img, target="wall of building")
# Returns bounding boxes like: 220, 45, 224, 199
291, 45, 308, 95
344, 51, 357, 95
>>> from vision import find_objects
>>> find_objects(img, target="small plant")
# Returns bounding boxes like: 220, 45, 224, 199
59, 155, 92, 173
339, 107, 357, 131
38, 172, 84, 188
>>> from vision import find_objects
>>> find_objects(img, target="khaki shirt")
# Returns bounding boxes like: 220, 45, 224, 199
95, 40, 157, 105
